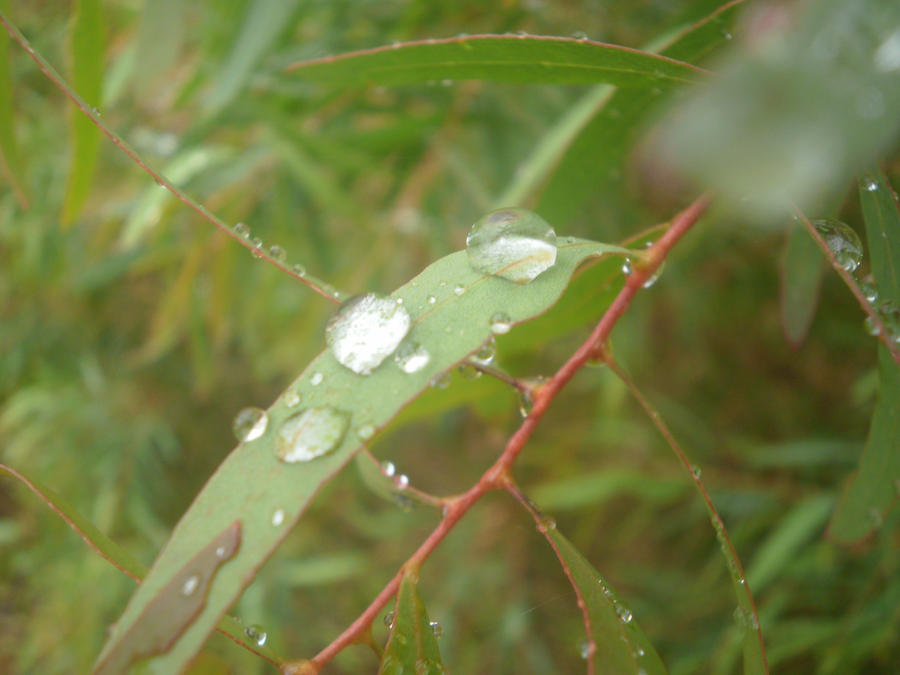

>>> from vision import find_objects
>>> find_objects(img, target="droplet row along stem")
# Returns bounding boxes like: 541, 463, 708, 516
294, 195, 712, 674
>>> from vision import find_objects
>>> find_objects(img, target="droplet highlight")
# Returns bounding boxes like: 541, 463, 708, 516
233, 407, 268, 442
812, 219, 864, 273
466, 208, 557, 284
276, 407, 350, 463
490, 312, 512, 335
393, 341, 431, 374
326, 294, 411, 375
244, 624, 267, 647
310, 372, 324, 386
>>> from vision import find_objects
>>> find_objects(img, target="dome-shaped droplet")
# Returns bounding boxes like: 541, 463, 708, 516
271, 508, 285, 526
393, 341, 430, 373
579, 641, 592, 659
181, 575, 199, 596
429, 620, 443, 638
812, 219, 864, 273
396, 474, 410, 489
292, 263, 306, 276
490, 312, 512, 335
384, 611, 395, 629
470, 336, 497, 366
879, 300, 900, 342
453, 284, 465, 296
276, 407, 350, 463
250, 237, 264, 259
268, 244, 286, 263
381, 460, 396, 477
234, 222, 251, 239
466, 208, 557, 284
326, 294, 411, 375
310, 372, 324, 386
233, 407, 268, 442
245, 624, 268, 647
284, 391, 301, 408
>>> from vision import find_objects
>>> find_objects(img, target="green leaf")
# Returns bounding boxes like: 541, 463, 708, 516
536, 0, 743, 225
780, 223, 825, 348
829, 170, 900, 543
204, 0, 302, 115
131, 0, 185, 103
287, 35, 708, 87
61, 0, 104, 225
379, 569, 446, 675
95, 237, 632, 672
545, 527, 666, 675
0, 0, 26, 208
0, 463, 282, 666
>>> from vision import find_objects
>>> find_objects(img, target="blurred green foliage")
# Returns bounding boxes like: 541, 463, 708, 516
1, 1, 899, 673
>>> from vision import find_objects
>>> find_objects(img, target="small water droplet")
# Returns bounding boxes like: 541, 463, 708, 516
877, 300, 900, 342
276, 407, 350, 463
310, 372, 324, 386
721, 30, 733, 40
381, 460, 396, 477
427, 295, 437, 305
181, 575, 199, 596
470, 336, 497, 366
453, 284, 465, 296
396, 474, 410, 489
233, 407, 268, 442
429, 620, 443, 638
430, 372, 451, 389
234, 222, 251, 239
621, 258, 633, 275
292, 262, 306, 276
864, 315, 881, 336
466, 208, 557, 284
357, 424, 375, 440
863, 178, 879, 192
284, 391, 301, 408
812, 219, 864, 273
458, 363, 482, 379
393, 341, 431, 373
250, 237, 264, 259
859, 281, 878, 303
690, 464, 702, 479
215, 546, 227, 558
616, 605, 633, 624
244, 624, 268, 647
272, 508, 285, 526
579, 640, 592, 659
268, 245, 286, 263
490, 312, 512, 335
326, 294, 411, 375
384, 611, 395, 628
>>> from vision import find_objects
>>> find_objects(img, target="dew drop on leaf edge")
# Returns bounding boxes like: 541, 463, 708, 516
490, 312, 512, 335
244, 624, 267, 647
326, 293, 411, 375
812, 218, 863, 273
466, 207, 557, 284
233, 407, 268, 442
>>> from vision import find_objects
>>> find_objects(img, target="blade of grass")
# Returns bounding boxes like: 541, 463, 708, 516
0, 0, 26, 208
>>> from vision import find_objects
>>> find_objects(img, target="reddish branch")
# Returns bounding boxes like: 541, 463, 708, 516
298, 194, 715, 673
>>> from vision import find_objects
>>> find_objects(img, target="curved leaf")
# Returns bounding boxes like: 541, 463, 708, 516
95, 237, 632, 672
379, 569, 446, 675
287, 34, 708, 87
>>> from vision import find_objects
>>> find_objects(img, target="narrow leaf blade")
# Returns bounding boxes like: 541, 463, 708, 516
96, 239, 631, 672
287, 35, 707, 87
546, 527, 666, 675
0, 0, 26, 208
379, 570, 446, 675
780, 223, 825, 347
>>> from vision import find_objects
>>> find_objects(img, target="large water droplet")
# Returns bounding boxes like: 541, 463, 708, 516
859, 281, 878, 303
466, 208, 557, 284
470, 336, 497, 366
812, 219, 863, 273
233, 407, 268, 442
244, 624, 268, 647
579, 640, 592, 659
393, 341, 430, 373
326, 294, 411, 375
490, 312, 512, 335
878, 301, 900, 342
276, 407, 349, 463
268, 245, 286, 263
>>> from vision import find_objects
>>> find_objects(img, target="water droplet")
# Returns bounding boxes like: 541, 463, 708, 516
245, 624, 267, 647
470, 336, 497, 366
233, 407, 268, 442
326, 294, 411, 375
276, 407, 349, 463
381, 460, 396, 477
812, 219, 863, 273
690, 464, 702, 479
877, 300, 900, 342
384, 611, 395, 628
393, 341, 431, 373
268, 245, 286, 263
357, 424, 375, 441
234, 222, 251, 239
306, 372, 323, 388
721, 30, 733, 40
864, 315, 881, 336
863, 178, 879, 192
643, 261, 665, 288
215, 546, 227, 559
453, 284, 465, 296
429, 621, 443, 638
396, 474, 410, 489
490, 312, 512, 335
427, 295, 437, 305
181, 575, 199, 596
284, 391, 301, 408
572, 31, 589, 41
272, 508, 285, 526
466, 208, 557, 284
251, 237, 264, 259
292, 262, 306, 276
621, 258, 633, 275
579, 640, 592, 659
616, 605, 633, 624
458, 363, 482, 380
430, 372, 451, 389
859, 281, 878, 303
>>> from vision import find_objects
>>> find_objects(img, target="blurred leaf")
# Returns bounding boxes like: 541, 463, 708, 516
204, 0, 302, 115
829, 170, 900, 542
530, 468, 688, 511
537, 0, 743, 225
657, 0, 900, 219
288, 35, 708, 87
379, 569, 446, 675
0, 0, 26, 208
96, 239, 632, 672
545, 527, 666, 675
780, 223, 825, 347
61, 0, 103, 225
132, 0, 184, 103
